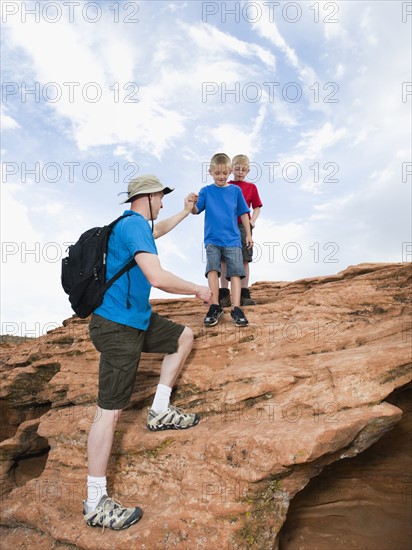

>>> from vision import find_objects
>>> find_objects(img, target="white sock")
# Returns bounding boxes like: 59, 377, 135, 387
86, 475, 107, 511
151, 384, 172, 413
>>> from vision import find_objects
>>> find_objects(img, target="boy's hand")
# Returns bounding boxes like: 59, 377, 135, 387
184, 193, 198, 214
246, 236, 253, 248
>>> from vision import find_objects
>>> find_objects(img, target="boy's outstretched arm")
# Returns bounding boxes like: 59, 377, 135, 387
153, 193, 198, 239
240, 213, 253, 248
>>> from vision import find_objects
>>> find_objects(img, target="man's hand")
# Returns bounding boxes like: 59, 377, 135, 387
184, 193, 198, 214
195, 285, 212, 304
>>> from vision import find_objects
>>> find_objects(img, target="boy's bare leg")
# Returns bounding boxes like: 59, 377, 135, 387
88, 407, 121, 477
207, 270, 220, 305
242, 261, 250, 289
231, 276, 242, 308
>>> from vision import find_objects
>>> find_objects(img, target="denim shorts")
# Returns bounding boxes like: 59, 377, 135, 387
205, 244, 245, 280
89, 313, 185, 410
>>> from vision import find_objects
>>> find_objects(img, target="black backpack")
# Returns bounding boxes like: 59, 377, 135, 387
61, 213, 135, 318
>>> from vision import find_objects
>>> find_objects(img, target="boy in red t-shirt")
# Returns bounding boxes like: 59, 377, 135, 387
219, 154, 263, 306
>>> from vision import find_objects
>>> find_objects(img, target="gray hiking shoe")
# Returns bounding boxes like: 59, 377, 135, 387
147, 405, 200, 431
83, 495, 142, 531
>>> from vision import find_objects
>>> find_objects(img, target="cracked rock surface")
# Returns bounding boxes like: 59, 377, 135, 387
0, 263, 411, 549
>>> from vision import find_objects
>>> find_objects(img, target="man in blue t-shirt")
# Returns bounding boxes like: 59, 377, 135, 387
193, 153, 252, 328
84, 175, 211, 531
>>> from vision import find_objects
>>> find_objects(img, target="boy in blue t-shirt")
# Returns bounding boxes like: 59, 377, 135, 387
193, 153, 252, 327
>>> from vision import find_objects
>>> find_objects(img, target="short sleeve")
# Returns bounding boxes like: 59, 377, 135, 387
196, 187, 206, 214
236, 187, 250, 216
121, 216, 157, 257
251, 184, 263, 208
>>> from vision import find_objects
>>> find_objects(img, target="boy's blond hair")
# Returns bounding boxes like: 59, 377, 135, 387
232, 154, 250, 166
210, 153, 231, 167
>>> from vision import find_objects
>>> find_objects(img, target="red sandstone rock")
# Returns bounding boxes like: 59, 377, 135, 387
0, 263, 411, 548
280, 385, 412, 549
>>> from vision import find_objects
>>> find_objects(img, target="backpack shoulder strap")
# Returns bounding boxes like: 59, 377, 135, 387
101, 212, 137, 293
103, 258, 136, 291
107, 211, 135, 230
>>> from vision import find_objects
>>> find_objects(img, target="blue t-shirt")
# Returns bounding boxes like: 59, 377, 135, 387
196, 184, 249, 247
94, 210, 157, 330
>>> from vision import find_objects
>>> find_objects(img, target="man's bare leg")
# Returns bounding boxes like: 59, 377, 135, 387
159, 327, 194, 388
88, 407, 121, 477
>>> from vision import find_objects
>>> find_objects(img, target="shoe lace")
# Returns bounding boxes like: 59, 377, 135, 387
98, 497, 123, 533
169, 405, 191, 419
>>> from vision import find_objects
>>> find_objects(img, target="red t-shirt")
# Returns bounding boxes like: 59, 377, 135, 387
228, 180, 263, 224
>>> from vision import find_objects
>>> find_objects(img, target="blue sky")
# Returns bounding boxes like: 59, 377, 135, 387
1, 0, 411, 336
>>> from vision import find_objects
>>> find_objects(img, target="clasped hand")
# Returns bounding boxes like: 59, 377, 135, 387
184, 193, 198, 214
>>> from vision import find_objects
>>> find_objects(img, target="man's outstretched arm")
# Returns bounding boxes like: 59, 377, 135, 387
135, 252, 212, 303
153, 193, 198, 239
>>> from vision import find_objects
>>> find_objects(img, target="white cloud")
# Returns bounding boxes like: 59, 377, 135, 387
1, 106, 19, 129
274, 122, 347, 193
250, 217, 332, 282
3, 13, 187, 157
156, 235, 188, 262
310, 151, 411, 262
311, 194, 355, 222
267, 96, 300, 129
290, 123, 347, 161
200, 103, 267, 158
1, 0, 410, 334
251, 6, 317, 84
323, 1, 350, 42
31, 202, 64, 215
163, 3, 188, 14
113, 145, 136, 163
186, 22, 276, 71
1, 183, 73, 334
360, 6, 378, 46
335, 64, 345, 79
3, 15, 277, 159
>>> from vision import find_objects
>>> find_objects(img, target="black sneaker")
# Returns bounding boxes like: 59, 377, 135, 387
219, 288, 231, 308
204, 304, 223, 327
240, 288, 256, 306
230, 306, 249, 327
